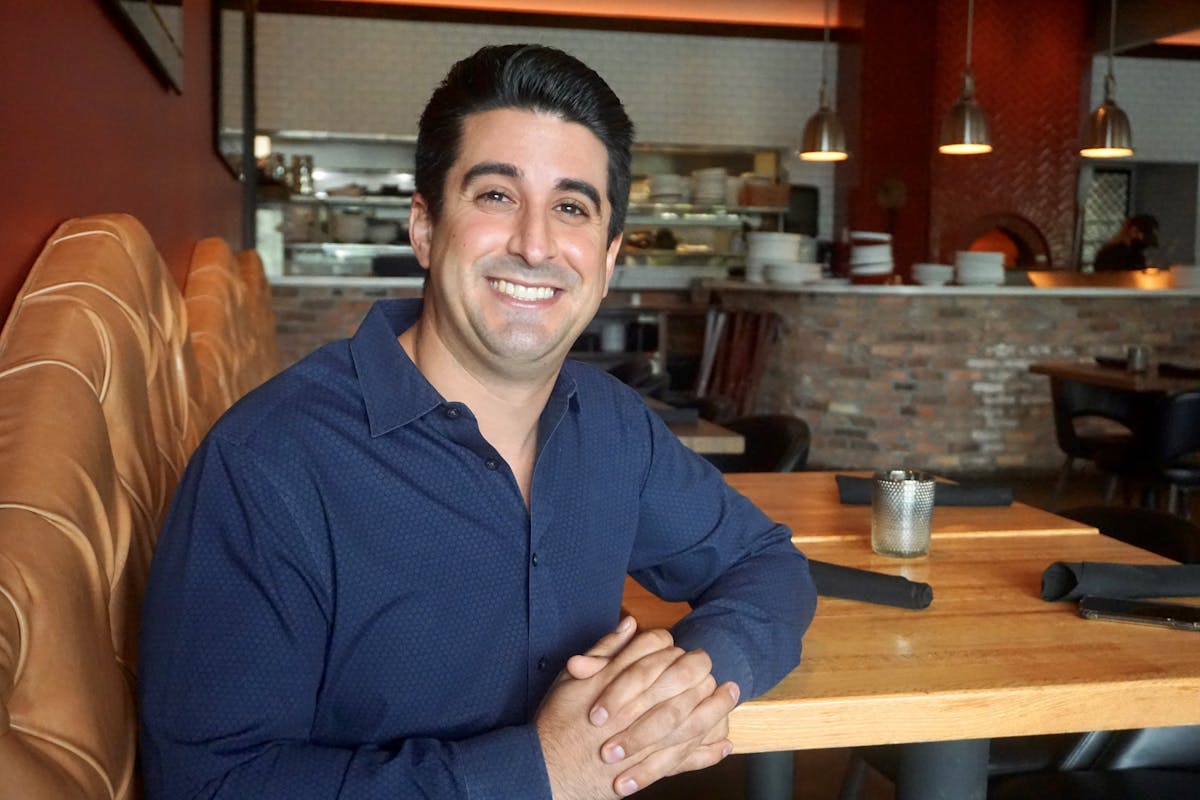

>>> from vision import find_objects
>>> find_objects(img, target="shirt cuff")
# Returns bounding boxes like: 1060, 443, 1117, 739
456, 723, 553, 800
670, 621, 755, 698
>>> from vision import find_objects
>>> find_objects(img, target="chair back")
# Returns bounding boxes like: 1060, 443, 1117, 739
1144, 390, 1200, 468
1049, 377, 1142, 459
703, 414, 811, 473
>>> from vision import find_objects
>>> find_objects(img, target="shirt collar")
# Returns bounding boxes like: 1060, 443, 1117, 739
350, 299, 581, 438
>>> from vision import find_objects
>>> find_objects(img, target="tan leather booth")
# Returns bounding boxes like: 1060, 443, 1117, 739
183, 238, 281, 433
0, 215, 280, 799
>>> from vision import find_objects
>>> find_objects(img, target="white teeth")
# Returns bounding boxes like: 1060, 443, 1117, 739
490, 279, 555, 301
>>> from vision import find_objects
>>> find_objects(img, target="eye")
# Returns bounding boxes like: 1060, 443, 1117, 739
556, 201, 590, 218
476, 189, 511, 206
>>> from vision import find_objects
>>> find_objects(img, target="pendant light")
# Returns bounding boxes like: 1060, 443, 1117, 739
799, 0, 848, 162
939, 0, 992, 155
1081, 0, 1133, 158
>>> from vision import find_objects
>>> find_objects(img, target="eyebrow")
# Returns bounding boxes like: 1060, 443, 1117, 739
461, 162, 603, 211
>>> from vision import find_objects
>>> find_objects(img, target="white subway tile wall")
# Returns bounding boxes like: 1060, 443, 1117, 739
254, 13, 838, 239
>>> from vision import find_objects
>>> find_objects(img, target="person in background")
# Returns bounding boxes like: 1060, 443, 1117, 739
1093, 214, 1159, 271
138, 44, 815, 799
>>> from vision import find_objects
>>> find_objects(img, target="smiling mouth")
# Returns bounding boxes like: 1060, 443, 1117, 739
488, 278, 558, 302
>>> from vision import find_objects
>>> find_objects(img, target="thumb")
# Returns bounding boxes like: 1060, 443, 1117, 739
564, 616, 637, 680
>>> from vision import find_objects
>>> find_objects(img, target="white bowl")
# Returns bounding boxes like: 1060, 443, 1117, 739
747, 232, 805, 262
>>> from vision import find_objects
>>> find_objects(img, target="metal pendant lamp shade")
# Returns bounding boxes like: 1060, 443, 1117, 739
939, 71, 992, 154
799, 0, 848, 162
939, 0, 992, 155
1081, 0, 1133, 158
800, 87, 848, 162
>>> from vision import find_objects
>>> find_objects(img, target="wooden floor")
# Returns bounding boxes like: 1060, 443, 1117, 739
634, 469, 1198, 799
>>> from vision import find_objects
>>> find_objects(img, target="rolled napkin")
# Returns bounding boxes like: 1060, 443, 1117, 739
1041, 562, 1200, 602
809, 559, 933, 610
835, 474, 1014, 506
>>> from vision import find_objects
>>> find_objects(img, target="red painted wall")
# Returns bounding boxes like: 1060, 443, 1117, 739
929, 0, 1092, 269
840, 0, 1092, 274
0, 1, 242, 322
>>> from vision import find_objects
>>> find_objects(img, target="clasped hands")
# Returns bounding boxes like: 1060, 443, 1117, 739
536, 616, 740, 799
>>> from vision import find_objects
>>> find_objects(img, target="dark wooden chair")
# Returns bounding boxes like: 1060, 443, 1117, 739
1142, 390, 1200, 519
1048, 377, 1145, 507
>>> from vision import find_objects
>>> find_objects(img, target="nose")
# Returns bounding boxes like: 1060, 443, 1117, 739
507, 205, 558, 267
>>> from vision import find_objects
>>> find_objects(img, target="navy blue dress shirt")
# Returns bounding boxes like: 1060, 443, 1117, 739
139, 299, 815, 799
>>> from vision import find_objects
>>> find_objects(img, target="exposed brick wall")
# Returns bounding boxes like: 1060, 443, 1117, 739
274, 282, 1199, 478
271, 283, 422, 367
718, 288, 1200, 475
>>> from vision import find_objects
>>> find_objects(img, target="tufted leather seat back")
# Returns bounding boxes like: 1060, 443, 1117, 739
0, 214, 204, 798
183, 239, 281, 434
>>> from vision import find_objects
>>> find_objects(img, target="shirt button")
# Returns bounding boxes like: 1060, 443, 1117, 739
445, 407, 460, 419
531, 552, 540, 567
484, 458, 499, 470
537, 656, 549, 671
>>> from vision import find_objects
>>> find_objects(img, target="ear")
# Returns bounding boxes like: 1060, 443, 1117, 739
409, 193, 434, 269
602, 233, 622, 298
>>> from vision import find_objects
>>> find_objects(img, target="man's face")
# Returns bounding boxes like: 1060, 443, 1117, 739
409, 107, 621, 379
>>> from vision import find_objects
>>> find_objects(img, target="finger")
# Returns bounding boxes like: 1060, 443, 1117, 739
593, 647, 712, 731
563, 615, 638, 681
588, 639, 695, 728
611, 736, 734, 797
585, 615, 637, 659
604, 680, 738, 765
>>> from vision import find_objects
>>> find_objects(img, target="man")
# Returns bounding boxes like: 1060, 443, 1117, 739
1093, 214, 1159, 271
139, 44, 815, 799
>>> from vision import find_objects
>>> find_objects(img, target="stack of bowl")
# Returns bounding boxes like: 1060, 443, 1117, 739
849, 231, 893, 283
691, 167, 728, 207
649, 174, 686, 204
746, 232, 807, 284
954, 251, 1005, 286
912, 263, 954, 286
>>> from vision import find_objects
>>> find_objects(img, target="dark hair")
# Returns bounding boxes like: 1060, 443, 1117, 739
415, 44, 634, 244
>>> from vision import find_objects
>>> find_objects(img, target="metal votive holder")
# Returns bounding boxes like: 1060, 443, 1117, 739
871, 470, 936, 558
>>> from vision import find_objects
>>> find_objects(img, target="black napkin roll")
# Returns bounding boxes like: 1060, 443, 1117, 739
834, 474, 1014, 507
809, 559, 933, 610
1041, 561, 1200, 602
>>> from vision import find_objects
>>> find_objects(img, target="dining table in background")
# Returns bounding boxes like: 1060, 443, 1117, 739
646, 397, 745, 455
1030, 359, 1200, 394
622, 471, 1200, 800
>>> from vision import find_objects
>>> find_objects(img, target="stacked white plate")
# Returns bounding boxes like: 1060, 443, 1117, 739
746, 231, 807, 283
765, 261, 823, 285
913, 262, 954, 286
691, 167, 728, 206
955, 251, 1005, 286
849, 232, 894, 278
649, 173, 686, 203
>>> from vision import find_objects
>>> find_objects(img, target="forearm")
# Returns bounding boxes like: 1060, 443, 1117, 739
669, 534, 814, 698
143, 723, 552, 800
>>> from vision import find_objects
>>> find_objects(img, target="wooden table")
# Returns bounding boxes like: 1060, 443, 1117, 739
622, 471, 1200, 798
647, 397, 745, 455
1030, 359, 1200, 394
